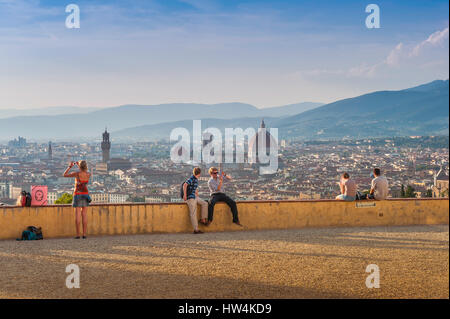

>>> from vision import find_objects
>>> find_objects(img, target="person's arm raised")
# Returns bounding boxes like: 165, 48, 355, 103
217, 174, 224, 191
63, 162, 77, 177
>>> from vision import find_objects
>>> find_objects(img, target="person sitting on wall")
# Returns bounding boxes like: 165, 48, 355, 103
207, 167, 242, 227
335, 172, 357, 201
368, 168, 389, 200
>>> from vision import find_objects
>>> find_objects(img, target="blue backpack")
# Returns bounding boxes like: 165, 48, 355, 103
17, 230, 36, 241
16, 226, 43, 241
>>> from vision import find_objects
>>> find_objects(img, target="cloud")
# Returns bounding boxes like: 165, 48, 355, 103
385, 43, 404, 66
411, 27, 449, 57
297, 26, 449, 80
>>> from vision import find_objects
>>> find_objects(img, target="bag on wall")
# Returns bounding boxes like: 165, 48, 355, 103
22, 191, 32, 207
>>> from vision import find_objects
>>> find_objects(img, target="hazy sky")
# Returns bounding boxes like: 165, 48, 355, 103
1, 0, 448, 109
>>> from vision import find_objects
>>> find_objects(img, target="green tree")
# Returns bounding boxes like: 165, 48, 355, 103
400, 184, 406, 198
425, 189, 433, 198
55, 193, 73, 204
129, 196, 145, 203
404, 185, 416, 198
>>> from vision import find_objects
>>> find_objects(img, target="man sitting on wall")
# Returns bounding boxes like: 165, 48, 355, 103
207, 167, 242, 227
368, 168, 389, 200
335, 172, 357, 201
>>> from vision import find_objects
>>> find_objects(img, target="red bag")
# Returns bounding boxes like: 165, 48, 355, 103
20, 191, 27, 207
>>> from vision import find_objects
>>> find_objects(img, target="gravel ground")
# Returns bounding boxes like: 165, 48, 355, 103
0, 225, 448, 299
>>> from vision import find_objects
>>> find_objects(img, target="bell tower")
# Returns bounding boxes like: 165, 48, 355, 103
101, 128, 111, 163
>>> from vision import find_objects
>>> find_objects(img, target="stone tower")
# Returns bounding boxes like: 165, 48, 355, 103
101, 128, 111, 163
48, 141, 52, 160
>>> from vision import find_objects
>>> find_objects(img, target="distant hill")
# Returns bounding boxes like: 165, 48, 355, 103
258, 102, 323, 118
0, 79, 447, 141
0, 106, 101, 119
273, 79, 449, 139
0, 102, 322, 140
113, 117, 277, 141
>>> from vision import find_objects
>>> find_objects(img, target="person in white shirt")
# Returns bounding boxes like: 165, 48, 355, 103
207, 167, 242, 226
368, 168, 389, 200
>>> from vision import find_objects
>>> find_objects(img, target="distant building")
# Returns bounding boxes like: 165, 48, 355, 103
47, 191, 63, 205
8, 136, 26, 148
108, 158, 132, 171
0, 182, 10, 198
145, 196, 164, 203
100, 129, 131, 171
299, 192, 321, 200
248, 119, 277, 163
101, 128, 111, 163
95, 162, 108, 174
90, 192, 128, 204
432, 167, 449, 197
248, 119, 278, 175
48, 141, 53, 160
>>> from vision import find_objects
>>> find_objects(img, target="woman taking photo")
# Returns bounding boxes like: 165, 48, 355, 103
63, 160, 91, 239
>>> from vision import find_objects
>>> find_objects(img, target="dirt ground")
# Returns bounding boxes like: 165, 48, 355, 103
0, 224, 448, 299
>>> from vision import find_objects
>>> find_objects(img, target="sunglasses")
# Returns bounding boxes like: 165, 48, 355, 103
212, 172, 218, 175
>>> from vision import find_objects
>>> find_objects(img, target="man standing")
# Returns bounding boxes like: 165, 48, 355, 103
368, 168, 389, 200
207, 167, 242, 226
183, 167, 209, 234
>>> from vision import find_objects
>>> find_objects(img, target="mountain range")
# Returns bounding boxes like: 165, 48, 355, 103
0, 80, 448, 141
114, 79, 449, 141
0, 106, 102, 119
274, 79, 449, 139
0, 102, 322, 140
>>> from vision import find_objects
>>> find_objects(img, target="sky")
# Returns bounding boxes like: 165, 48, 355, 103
0, 0, 448, 109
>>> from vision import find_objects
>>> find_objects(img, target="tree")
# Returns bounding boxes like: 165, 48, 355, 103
129, 196, 145, 203
55, 193, 73, 204
404, 185, 416, 198
400, 184, 406, 198
425, 189, 433, 198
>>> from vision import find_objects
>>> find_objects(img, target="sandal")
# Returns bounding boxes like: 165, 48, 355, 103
199, 219, 209, 226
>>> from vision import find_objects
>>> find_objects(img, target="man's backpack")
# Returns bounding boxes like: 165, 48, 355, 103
180, 181, 192, 199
